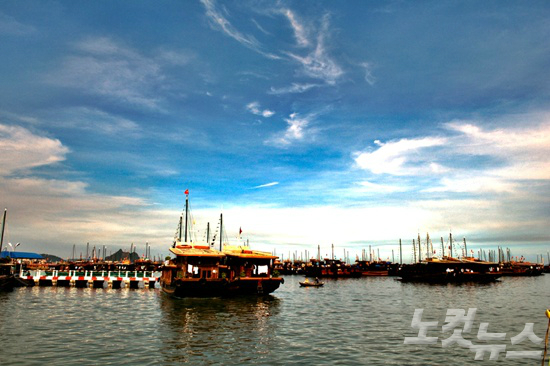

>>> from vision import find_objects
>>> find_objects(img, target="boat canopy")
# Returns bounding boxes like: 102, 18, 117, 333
223, 245, 278, 260
0, 251, 43, 259
169, 246, 224, 258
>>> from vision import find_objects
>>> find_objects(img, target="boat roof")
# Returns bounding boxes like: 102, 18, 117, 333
169, 245, 224, 258
0, 251, 44, 259
223, 245, 278, 260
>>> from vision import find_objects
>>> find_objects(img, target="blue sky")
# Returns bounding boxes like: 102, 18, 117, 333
1, 1, 549, 262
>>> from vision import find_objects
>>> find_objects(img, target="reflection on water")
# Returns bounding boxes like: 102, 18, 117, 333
158, 294, 281, 364
0, 275, 548, 365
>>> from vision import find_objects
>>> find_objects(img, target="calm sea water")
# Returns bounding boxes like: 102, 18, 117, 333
0, 275, 548, 365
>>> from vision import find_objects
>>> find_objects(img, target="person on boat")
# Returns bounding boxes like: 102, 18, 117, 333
315, 277, 319, 284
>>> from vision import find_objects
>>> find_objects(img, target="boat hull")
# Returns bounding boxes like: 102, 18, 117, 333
161, 277, 283, 298
0, 275, 15, 292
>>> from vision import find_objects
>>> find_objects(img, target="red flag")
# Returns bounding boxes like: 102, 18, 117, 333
239, 227, 242, 235
184, 189, 189, 195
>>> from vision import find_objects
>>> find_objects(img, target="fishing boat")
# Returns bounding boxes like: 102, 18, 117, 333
299, 278, 324, 287
499, 260, 544, 276
160, 192, 283, 298
398, 257, 502, 283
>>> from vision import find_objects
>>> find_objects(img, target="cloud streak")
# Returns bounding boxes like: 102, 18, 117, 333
0, 124, 68, 175
252, 182, 279, 189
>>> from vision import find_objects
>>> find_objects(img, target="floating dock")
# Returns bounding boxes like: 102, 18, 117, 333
20, 269, 160, 289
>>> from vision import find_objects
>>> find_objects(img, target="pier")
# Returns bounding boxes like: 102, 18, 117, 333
20, 269, 160, 289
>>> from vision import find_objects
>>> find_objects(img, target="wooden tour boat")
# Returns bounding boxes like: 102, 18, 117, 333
160, 192, 283, 298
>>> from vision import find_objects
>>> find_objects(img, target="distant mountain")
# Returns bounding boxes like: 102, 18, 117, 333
39, 249, 142, 263
40, 253, 63, 262
105, 249, 140, 262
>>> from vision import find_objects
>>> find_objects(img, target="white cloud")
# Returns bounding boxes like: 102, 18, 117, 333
356, 118, 550, 195
246, 102, 275, 118
0, 124, 68, 176
252, 182, 279, 189
266, 112, 315, 146
268, 83, 320, 95
424, 176, 518, 193
354, 137, 447, 175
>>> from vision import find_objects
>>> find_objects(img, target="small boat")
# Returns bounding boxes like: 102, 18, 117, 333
299, 279, 324, 287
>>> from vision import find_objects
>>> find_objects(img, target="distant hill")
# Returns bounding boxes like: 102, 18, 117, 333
39, 249, 142, 263
40, 253, 63, 262
106, 249, 140, 262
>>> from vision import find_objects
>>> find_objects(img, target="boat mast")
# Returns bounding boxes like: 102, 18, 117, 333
463, 238, 467, 257
178, 216, 183, 243
399, 239, 402, 265
441, 237, 445, 257
219, 213, 223, 251
412, 239, 416, 263
0, 208, 6, 251
417, 233, 422, 262
206, 222, 210, 244
449, 232, 453, 258
184, 192, 189, 243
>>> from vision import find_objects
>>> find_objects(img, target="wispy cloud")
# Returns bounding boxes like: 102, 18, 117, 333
201, 2, 343, 85
252, 182, 279, 189
0, 12, 35, 35
360, 62, 376, 85
281, 8, 309, 47
0, 124, 68, 176
284, 14, 343, 85
268, 83, 320, 95
200, 0, 280, 59
266, 112, 316, 147
53, 107, 141, 137
246, 102, 274, 118
47, 37, 177, 110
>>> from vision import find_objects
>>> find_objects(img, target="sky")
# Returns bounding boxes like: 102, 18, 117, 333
1, 0, 549, 263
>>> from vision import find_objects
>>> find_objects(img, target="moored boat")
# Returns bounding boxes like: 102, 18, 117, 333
160, 191, 283, 298
398, 257, 502, 284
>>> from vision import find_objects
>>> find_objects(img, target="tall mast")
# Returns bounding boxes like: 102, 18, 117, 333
417, 233, 422, 262
317, 245, 320, 261
463, 238, 467, 257
441, 237, 445, 257
219, 213, 223, 251
413, 239, 417, 263
0, 208, 6, 250
178, 216, 183, 242
399, 239, 402, 265
184, 192, 189, 243
206, 222, 210, 244
449, 232, 453, 258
